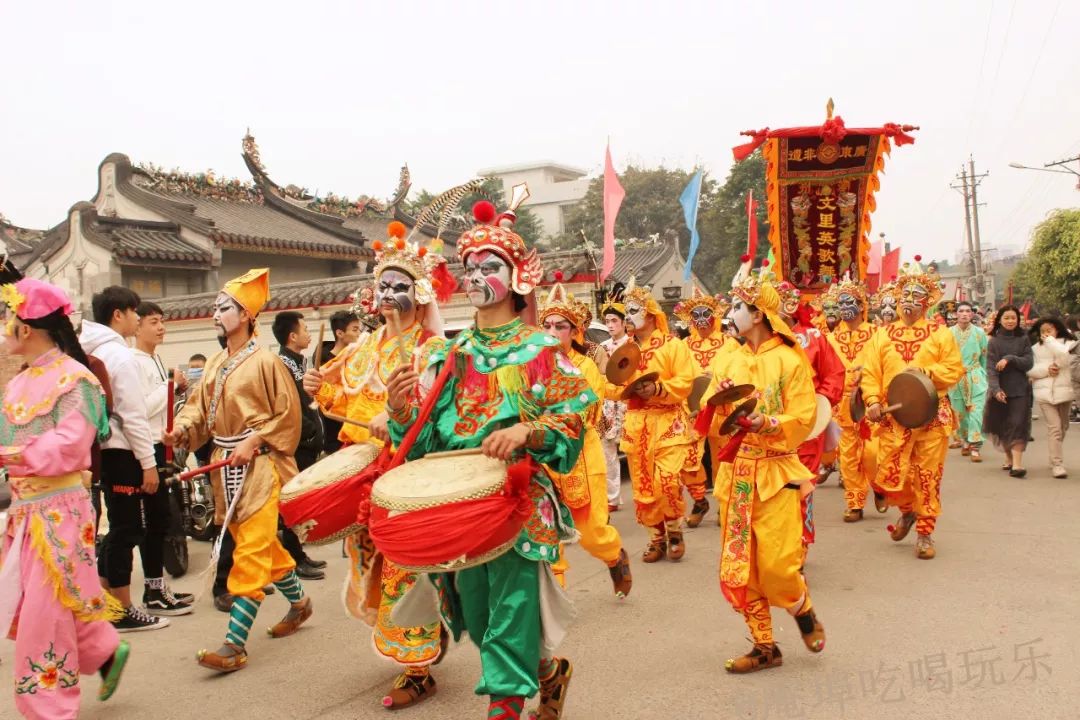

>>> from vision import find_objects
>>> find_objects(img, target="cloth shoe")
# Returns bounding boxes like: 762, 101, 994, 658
113, 605, 170, 633
606, 548, 633, 599
196, 643, 247, 673
915, 534, 936, 559
97, 640, 130, 702
268, 596, 313, 638
1052, 465, 1068, 478
794, 607, 826, 652
686, 498, 709, 528
843, 508, 863, 523
529, 657, 572, 720
725, 643, 782, 674
144, 588, 194, 617
381, 671, 437, 709
666, 530, 686, 561
889, 512, 916, 542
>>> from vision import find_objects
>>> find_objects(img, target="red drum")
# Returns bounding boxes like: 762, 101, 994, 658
279, 443, 384, 545
368, 452, 533, 573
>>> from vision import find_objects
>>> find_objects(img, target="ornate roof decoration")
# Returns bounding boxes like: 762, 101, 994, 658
134, 164, 263, 205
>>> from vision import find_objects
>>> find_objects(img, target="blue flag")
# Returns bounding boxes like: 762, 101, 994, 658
681, 169, 704, 281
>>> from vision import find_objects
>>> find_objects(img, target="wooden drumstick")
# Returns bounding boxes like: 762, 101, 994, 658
320, 410, 369, 430
309, 322, 327, 410
423, 448, 485, 459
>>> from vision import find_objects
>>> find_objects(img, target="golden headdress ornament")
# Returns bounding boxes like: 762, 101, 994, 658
730, 259, 806, 359
834, 273, 869, 306
623, 276, 669, 335
539, 282, 590, 333
223, 268, 270, 318
674, 285, 728, 324
457, 183, 544, 294
372, 221, 457, 305
896, 254, 944, 306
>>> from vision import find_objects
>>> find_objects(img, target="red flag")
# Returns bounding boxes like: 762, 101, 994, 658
1006, 282, 1014, 305
867, 273, 881, 293
880, 248, 901, 284
1020, 301, 1031, 320
867, 239, 883, 275
746, 190, 759, 259
601, 144, 625, 281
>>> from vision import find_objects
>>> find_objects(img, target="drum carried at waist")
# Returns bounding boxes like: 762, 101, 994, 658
850, 369, 939, 429
280, 443, 383, 545
368, 450, 531, 573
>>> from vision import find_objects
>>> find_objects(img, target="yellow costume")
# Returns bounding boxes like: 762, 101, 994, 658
826, 277, 880, 516
860, 261, 964, 554
615, 279, 695, 561
311, 222, 450, 699
705, 270, 825, 671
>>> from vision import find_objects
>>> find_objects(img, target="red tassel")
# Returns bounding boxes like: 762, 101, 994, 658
694, 404, 717, 437
506, 458, 535, 497
432, 262, 458, 303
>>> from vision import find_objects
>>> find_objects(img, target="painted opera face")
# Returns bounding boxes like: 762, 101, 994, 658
689, 304, 715, 331
624, 301, 648, 333
879, 295, 898, 323
375, 269, 418, 316
212, 293, 245, 338
463, 251, 513, 309
821, 298, 841, 330
900, 281, 931, 317
731, 298, 755, 334
541, 312, 575, 350
837, 292, 862, 322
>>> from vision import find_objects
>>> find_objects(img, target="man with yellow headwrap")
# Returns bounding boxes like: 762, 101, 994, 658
703, 266, 825, 674
613, 279, 695, 563
302, 221, 452, 710
539, 283, 632, 598
860, 258, 964, 559
164, 268, 313, 673
674, 287, 736, 526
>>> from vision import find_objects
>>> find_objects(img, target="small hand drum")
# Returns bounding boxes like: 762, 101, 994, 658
719, 398, 758, 435
605, 342, 642, 385
850, 370, 938, 429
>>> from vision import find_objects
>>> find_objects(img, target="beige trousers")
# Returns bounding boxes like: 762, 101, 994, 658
1038, 401, 1071, 468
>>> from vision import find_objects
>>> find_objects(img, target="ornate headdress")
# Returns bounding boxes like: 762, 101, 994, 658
774, 280, 803, 318
730, 260, 806, 359
372, 221, 456, 305
538, 283, 591, 341
674, 286, 729, 324
623, 276, 669, 335
223, 268, 270, 318
871, 280, 899, 309
348, 285, 383, 331
896, 254, 944, 305
600, 282, 626, 319
834, 274, 869, 306
457, 183, 543, 294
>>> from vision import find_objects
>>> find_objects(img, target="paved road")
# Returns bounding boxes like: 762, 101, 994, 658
3, 423, 1078, 719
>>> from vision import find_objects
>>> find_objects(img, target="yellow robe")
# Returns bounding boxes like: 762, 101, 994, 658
174, 343, 301, 600
615, 329, 695, 528
681, 332, 738, 499
706, 336, 816, 641
314, 320, 447, 668
826, 321, 879, 511
859, 318, 964, 535
549, 349, 623, 576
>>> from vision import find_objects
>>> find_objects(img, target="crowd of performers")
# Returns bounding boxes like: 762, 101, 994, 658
3, 185, 979, 718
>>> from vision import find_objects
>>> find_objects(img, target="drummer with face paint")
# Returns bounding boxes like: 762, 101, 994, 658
702, 262, 825, 675
382, 192, 595, 720
674, 287, 736, 527
858, 257, 964, 560
302, 221, 452, 710
612, 278, 697, 564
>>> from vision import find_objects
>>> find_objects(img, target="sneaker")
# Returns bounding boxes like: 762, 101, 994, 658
113, 605, 171, 633
167, 587, 195, 606
1052, 466, 1068, 479
144, 588, 194, 617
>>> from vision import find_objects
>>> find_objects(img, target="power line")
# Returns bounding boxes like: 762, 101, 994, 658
964, 0, 996, 150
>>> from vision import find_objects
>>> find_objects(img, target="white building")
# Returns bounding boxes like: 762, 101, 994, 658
478, 162, 590, 239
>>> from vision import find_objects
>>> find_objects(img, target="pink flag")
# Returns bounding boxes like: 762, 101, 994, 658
867, 239, 883, 274
880, 248, 901, 284
601, 144, 625, 281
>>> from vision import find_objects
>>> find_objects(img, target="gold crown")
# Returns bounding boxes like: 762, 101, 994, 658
871, 280, 899, 308
896, 255, 944, 305
674, 286, 728, 322
372, 221, 448, 305
539, 283, 590, 329
834, 274, 869, 305
809, 283, 840, 313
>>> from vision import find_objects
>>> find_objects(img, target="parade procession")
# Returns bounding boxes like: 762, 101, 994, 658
4, 4, 1080, 718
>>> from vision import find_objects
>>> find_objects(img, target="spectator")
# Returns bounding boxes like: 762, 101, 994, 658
184, 354, 211, 465
984, 305, 1034, 478
314, 311, 360, 453
1028, 317, 1076, 478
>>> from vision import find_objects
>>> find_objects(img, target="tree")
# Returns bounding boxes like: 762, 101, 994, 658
695, 150, 767, 292
1010, 208, 1080, 315
402, 178, 544, 246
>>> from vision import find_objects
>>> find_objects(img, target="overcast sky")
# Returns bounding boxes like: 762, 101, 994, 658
3, 0, 1078, 264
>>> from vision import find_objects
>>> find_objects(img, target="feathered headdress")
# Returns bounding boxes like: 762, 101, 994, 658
373, 221, 457, 304
457, 183, 543, 294
600, 282, 626, 318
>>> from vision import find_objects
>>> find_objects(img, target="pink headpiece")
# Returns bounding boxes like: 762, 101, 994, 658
2, 278, 75, 320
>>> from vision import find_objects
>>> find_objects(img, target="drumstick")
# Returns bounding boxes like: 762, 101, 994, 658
320, 410, 370, 430
178, 447, 269, 481
423, 448, 485, 459
308, 323, 327, 411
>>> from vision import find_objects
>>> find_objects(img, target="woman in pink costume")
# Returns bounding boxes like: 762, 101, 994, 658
1, 278, 130, 719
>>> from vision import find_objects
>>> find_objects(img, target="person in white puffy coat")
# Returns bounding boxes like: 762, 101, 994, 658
1027, 317, 1076, 478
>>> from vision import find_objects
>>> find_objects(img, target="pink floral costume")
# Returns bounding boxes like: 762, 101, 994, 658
1, 347, 122, 720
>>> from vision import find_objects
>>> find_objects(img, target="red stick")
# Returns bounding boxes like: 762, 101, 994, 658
178, 447, 267, 481
165, 379, 175, 464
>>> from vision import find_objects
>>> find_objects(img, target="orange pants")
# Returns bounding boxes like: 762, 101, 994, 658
839, 425, 878, 511
228, 481, 296, 602
552, 470, 623, 582
872, 422, 947, 535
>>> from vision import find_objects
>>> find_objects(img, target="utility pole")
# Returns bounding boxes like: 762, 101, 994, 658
950, 158, 989, 305
968, 157, 987, 282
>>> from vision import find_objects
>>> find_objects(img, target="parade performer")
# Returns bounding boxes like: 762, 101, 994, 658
703, 269, 825, 673
616, 278, 696, 563
948, 300, 988, 462
860, 258, 964, 559
303, 221, 452, 710
163, 268, 313, 672
382, 195, 595, 720
540, 283, 632, 598
674, 287, 735, 527
776, 281, 845, 544
1, 278, 130, 718
825, 277, 885, 521
811, 285, 841, 334
872, 282, 899, 326
599, 290, 630, 512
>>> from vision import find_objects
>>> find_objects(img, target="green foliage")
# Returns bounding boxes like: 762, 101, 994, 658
1009, 208, 1080, 315
696, 151, 768, 292
403, 178, 544, 246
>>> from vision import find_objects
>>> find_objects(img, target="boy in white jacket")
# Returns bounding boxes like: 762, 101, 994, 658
1028, 317, 1077, 478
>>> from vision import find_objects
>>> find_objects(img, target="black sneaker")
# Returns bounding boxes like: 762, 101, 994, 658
113, 605, 171, 633
165, 587, 195, 606
144, 588, 194, 617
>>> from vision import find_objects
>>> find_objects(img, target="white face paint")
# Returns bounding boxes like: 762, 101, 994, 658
212, 292, 244, 338
731, 299, 755, 334
463, 251, 513, 309
624, 302, 647, 331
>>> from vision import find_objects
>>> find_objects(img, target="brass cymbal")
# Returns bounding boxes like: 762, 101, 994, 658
719, 398, 758, 435
605, 342, 642, 385
620, 372, 660, 400
687, 375, 712, 413
705, 383, 756, 407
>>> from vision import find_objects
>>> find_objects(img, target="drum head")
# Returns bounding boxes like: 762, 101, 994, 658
687, 375, 713, 413
706, 383, 755, 408
849, 387, 866, 423
281, 443, 380, 502
806, 394, 833, 440
371, 454, 507, 512
606, 342, 642, 385
620, 372, 660, 401
887, 370, 939, 429
720, 398, 758, 435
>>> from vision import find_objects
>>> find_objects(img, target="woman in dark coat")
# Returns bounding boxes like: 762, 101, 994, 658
984, 305, 1034, 477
